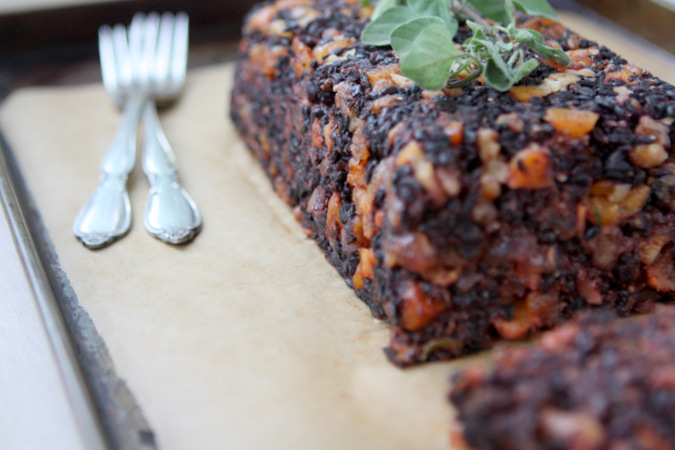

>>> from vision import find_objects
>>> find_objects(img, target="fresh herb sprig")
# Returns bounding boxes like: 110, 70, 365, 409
361, 0, 571, 91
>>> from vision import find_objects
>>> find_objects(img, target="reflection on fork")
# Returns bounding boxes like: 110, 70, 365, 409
72, 12, 201, 249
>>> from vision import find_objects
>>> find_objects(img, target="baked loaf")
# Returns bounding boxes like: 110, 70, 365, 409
449, 306, 675, 449
230, 0, 675, 365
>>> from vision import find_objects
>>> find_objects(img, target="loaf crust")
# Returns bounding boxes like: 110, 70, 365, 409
230, 0, 675, 365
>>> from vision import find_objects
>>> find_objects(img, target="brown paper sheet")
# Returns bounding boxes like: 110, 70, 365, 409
1, 64, 473, 450
1, 14, 674, 449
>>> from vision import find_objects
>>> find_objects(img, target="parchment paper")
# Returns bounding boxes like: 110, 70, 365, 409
1, 14, 674, 449
0, 63, 475, 450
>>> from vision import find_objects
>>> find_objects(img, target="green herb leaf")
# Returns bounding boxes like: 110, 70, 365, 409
511, 27, 571, 65
371, 0, 402, 21
467, 0, 512, 24
483, 58, 513, 91
407, 0, 457, 30
390, 16, 450, 59
465, 19, 486, 39
362, 6, 416, 46
361, 0, 567, 92
399, 24, 462, 90
483, 55, 538, 91
513, 0, 557, 20
503, 0, 516, 25
512, 57, 539, 81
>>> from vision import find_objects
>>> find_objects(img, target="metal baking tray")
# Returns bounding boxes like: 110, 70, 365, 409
0, 0, 672, 448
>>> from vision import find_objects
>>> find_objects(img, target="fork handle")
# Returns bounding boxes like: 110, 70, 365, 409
141, 102, 201, 244
73, 95, 144, 249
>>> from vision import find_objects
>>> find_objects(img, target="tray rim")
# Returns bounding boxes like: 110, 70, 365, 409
0, 130, 156, 449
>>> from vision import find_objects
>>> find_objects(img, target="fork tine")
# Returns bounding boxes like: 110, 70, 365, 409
127, 12, 146, 85
98, 25, 118, 103
154, 12, 175, 86
169, 12, 189, 92
112, 24, 132, 92
140, 12, 161, 85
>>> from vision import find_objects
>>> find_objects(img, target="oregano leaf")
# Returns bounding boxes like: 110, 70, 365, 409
483, 59, 513, 91
399, 24, 462, 90
361, 0, 567, 92
464, 20, 483, 37
406, 0, 458, 31
362, 6, 416, 46
390, 16, 449, 59
483, 38, 512, 76
371, 0, 402, 21
512, 57, 539, 83
513, 0, 557, 20
511, 27, 571, 65
467, 0, 512, 24
503, 0, 516, 25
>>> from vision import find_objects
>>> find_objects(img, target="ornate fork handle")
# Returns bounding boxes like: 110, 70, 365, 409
142, 102, 201, 244
73, 95, 145, 249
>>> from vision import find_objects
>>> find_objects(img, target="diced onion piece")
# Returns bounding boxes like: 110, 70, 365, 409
629, 115, 671, 168
587, 182, 650, 226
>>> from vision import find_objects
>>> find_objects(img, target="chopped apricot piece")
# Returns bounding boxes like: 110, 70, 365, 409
249, 44, 289, 77
325, 191, 342, 252
399, 282, 447, 331
442, 121, 464, 147
646, 245, 675, 292
365, 63, 400, 86
347, 158, 366, 187
604, 64, 644, 84
352, 247, 376, 290
492, 302, 532, 340
244, 5, 277, 34
507, 144, 554, 190
544, 108, 599, 138
291, 37, 313, 77
492, 292, 558, 339
566, 48, 599, 70
639, 233, 670, 266
312, 35, 356, 62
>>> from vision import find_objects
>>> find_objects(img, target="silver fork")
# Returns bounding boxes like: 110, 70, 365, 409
72, 20, 142, 249
139, 12, 201, 245
73, 12, 200, 248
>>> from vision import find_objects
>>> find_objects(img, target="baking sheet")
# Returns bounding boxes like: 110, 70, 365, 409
1, 13, 674, 449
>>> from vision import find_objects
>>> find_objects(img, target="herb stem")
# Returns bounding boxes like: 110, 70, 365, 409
449, 0, 493, 31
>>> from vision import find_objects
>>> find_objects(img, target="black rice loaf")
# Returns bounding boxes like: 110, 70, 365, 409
230, 0, 675, 365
